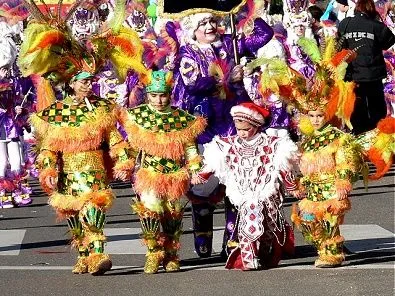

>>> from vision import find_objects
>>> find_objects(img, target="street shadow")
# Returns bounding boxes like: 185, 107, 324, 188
349, 191, 394, 197
0, 239, 69, 253
106, 218, 140, 225
280, 236, 395, 267
354, 183, 395, 191
107, 233, 141, 242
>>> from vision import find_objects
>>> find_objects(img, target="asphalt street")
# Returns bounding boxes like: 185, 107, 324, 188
0, 165, 394, 296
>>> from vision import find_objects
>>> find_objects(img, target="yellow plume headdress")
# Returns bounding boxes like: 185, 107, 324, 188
18, 0, 147, 109
249, 36, 358, 130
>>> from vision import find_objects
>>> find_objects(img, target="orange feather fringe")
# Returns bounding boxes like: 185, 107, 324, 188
109, 35, 139, 57
377, 116, 395, 134
49, 189, 115, 220
334, 179, 353, 193
134, 168, 190, 201
35, 77, 56, 112
367, 147, 393, 180
343, 82, 356, 122
27, 31, 65, 53
120, 110, 207, 161
30, 105, 117, 153
109, 141, 130, 159
113, 159, 135, 175
298, 198, 351, 216
325, 86, 339, 120
330, 49, 356, 67
38, 167, 58, 194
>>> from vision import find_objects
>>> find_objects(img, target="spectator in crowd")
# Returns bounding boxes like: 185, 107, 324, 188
338, 0, 395, 134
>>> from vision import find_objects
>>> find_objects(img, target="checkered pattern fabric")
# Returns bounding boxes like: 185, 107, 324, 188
128, 105, 196, 132
303, 127, 341, 152
143, 153, 180, 173
302, 178, 336, 201
38, 97, 112, 127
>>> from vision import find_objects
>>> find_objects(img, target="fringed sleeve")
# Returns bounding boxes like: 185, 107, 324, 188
334, 134, 365, 193
36, 149, 58, 194
273, 137, 301, 194
273, 137, 300, 173
200, 136, 231, 183
184, 141, 202, 174
107, 126, 136, 178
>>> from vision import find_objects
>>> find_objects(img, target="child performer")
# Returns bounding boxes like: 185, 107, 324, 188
291, 106, 366, 268
192, 103, 299, 270
119, 70, 206, 274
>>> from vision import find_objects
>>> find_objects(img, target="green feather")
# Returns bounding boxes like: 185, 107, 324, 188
297, 37, 321, 63
108, 0, 127, 34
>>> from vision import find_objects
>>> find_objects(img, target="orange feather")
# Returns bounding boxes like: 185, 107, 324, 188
377, 117, 395, 134
325, 87, 339, 120
27, 31, 65, 53
330, 49, 356, 67
108, 36, 138, 57
343, 83, 356, 120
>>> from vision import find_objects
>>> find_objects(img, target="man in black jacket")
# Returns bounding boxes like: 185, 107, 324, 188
338, 0, 395, 135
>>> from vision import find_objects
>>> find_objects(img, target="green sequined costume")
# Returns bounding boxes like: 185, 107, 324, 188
32, 96, 134, 274
292, 124, 365, 267
120, 104, 206, 273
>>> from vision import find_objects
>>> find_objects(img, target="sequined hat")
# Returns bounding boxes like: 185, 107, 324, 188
145, 70, 173, 93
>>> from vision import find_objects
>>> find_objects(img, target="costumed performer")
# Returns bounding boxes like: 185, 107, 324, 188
119, 69, 206, 274
18, 0, 145, 275
192, 102, 298, 270
173, 11, 274, 258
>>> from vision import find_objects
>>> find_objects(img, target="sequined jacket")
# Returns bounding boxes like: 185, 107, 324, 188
119, 104, 206, 199
31, 96, 134, 214
299, 124, 365, 202
0, 75, 34, 141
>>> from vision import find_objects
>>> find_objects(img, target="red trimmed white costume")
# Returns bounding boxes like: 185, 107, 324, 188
197, 103, 298, 270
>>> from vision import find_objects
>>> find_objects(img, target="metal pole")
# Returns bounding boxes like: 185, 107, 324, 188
230, 13, 239, 65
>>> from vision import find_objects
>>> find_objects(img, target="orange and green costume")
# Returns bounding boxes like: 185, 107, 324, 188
291, 124, 365, 267
32, 96, 134, 274
120, 103, 206, 273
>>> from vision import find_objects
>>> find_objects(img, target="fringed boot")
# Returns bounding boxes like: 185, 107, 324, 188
67, 215, 89, 274
140, 216, 165, 274
315, 234, 345, 268
81, 206, 112, 276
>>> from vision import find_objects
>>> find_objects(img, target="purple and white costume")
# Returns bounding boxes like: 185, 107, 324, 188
283, 0, 316, 80
0, 21, 33, 208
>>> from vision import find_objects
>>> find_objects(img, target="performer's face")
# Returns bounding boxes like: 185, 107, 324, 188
234, 119, 259, 140
147, 92, 171, 112
293, 24, 306, 37
70, 78, 92, 99
307, 109, 327, 130
194, 17, 218, 44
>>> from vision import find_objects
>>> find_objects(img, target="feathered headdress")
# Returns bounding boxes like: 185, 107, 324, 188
18, 0, 146, 109
249, 36, 358, 130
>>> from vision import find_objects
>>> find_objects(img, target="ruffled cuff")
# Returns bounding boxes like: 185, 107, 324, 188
38, 167, 58, 194
335, 179, 353, 194
36, 150, 57, 170
113, 159, 135, 180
